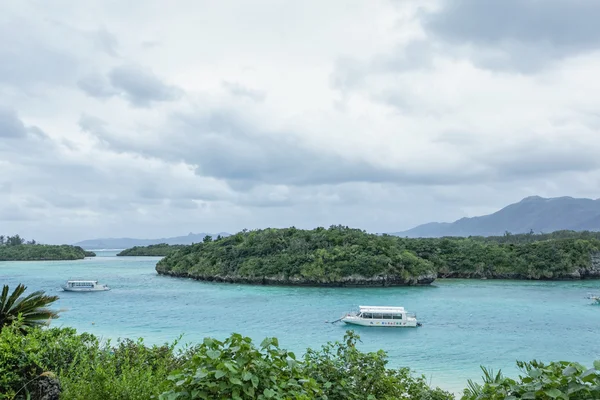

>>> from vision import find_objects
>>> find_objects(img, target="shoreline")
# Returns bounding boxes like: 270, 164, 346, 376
155, 269, 437, 287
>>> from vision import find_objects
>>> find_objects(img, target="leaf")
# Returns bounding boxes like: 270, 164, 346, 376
263, 388, 276, 398
581, 368, 598, 382
194, 370, 208, 379
544, 388, 564, 398
224, 362, 238, 372
563, 366, 577, 376
528, 369, 542, 378
229, 377, 243, 385
215, 370, 226, 379
521, 392, 536, 399
242, 371, 253, 381
206, 349, 221, 360
594, 360, 600, 370
251, 376, 259, 388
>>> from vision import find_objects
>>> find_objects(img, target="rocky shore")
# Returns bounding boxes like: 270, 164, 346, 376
155, 268, 436, 287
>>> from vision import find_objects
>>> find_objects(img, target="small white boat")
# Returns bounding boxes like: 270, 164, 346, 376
340, 305, 421, 327
588, 294, 600, 304
62, 280, 110, 292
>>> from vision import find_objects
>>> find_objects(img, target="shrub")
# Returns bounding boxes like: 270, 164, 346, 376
462, 360, 600, 400
159, 333, 322, 400
303, 331, 453, 400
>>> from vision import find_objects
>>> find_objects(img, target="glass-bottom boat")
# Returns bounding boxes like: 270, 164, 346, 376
61, 280, 110, 292
341, 305, 421, 327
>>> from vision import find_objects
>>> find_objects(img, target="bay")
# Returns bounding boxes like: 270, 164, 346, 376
1, 250, 599, 394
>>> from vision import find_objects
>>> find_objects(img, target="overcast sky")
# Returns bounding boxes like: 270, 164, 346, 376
2, 0, 600, 244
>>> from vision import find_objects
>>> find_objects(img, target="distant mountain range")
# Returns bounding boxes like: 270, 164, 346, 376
73, 232, 231, 250
391, 196, 600, 238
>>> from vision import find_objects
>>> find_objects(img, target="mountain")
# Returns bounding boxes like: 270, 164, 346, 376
392, 196, 600, 238
73, 232, 231, 250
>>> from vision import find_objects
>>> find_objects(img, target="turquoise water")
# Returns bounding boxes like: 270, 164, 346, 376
1, 251, 600, 393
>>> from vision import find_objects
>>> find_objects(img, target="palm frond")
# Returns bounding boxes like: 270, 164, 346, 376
0, 284, 60, 332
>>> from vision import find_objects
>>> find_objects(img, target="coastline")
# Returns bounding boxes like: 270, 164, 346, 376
155, 268, 437, 286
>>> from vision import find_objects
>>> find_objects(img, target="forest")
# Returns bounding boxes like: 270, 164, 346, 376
117, 243, 186, 256
0, 234, 95, 261
156, 226, 600, 284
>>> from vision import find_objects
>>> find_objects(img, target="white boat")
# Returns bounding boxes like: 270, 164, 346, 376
340, 305, 421, 327
61, 280, 110, 292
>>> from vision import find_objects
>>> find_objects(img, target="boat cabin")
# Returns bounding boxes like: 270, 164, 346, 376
341, 305, 420, 327
66, 280, 99, 288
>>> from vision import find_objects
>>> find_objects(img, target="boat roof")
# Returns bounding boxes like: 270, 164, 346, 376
67, 280, 98, 283
359, 305, 406, 313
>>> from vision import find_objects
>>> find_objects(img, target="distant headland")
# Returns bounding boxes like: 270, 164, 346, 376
0, 234, 95, 261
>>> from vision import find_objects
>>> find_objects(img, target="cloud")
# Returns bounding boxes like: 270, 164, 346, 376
77, 74, 119, 99
107, 65, 183, 107
0, 108, 27, 138
2, 0, 600, 244
222, 81, 266, 102
422, 0, 600, 72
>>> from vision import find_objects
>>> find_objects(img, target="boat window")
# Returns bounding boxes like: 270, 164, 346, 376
373, 313, 382, 319
393, 314, 403, 319
362, 313, 372, 319
382, 314, 393, 319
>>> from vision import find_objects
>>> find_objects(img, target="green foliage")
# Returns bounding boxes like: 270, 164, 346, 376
0, 243, 91, 261
400, 236, 600, 279
160, 333, 322, 400
157, 227, 600, 284
60, 337, 182, 400
3, 319, 599, 400
0, 323, 96, 399
117, 244, 186, 257
303, 331, 453, 400
157, 226, 436, 285
462, 360, 600, 400
0, 284, 60, 332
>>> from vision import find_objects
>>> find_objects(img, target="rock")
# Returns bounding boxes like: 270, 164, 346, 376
33, 376, 60, 400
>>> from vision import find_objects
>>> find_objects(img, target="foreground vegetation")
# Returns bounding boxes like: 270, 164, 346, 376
2, 284, 599, 399
157, 226, 600, 285
1, 322, 598, 400
117, 243, 186, 257
0, 234, 95, 261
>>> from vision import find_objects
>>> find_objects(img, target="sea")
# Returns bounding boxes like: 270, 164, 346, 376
1, 250, 599, 395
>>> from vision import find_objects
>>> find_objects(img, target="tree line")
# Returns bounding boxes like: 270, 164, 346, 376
155, 226, 600, 284
0, 234, 37, 246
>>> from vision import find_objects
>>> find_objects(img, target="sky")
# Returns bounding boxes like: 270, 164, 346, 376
2, 0, 600, 244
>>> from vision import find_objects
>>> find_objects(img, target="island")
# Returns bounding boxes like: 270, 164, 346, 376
156, 226, 438, 286
117, 243, 186, 257
156, 226, 600, 285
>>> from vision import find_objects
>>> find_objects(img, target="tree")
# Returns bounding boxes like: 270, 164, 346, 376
6, 234, 25, 246
0, 284, 60, 332
0, 235, 4, 245
202, 235, 212, 243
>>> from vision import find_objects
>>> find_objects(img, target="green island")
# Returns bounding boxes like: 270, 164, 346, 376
0, 235, 95, 261
2, 283, 599, 400
155, 226, 600, 286
117, 243, 186, 256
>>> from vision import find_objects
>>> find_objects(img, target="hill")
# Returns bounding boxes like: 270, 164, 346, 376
156, 226, 437, 286
73, 232, 230, 250
392, 196, 600, 238
117, 244, 186, 256
0, 244, 94, 261
156, 226, 600, 284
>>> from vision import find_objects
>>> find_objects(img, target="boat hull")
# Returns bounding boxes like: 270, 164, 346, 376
62, 286, 110, 292
342, 317, 418, 327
